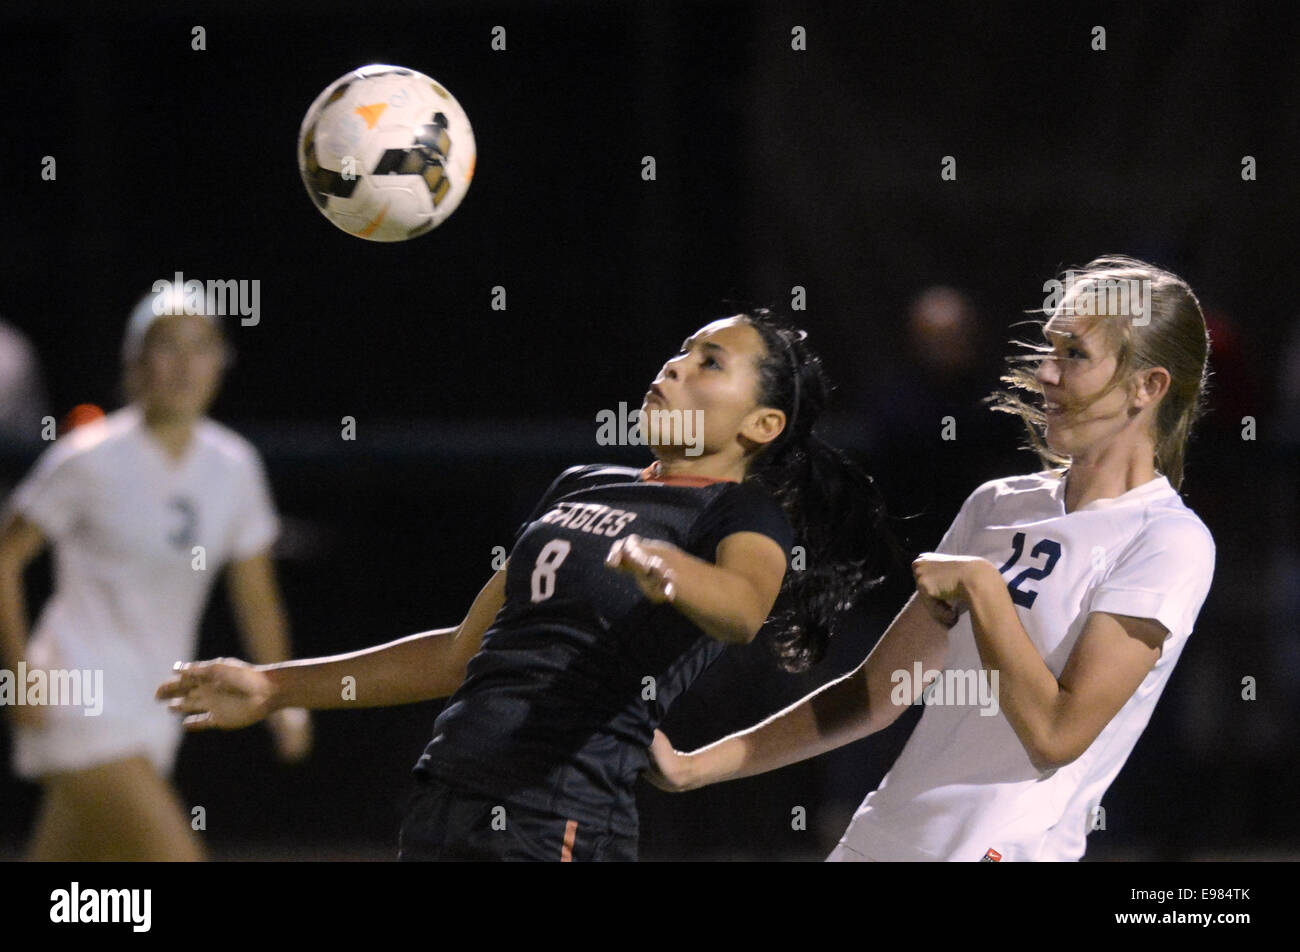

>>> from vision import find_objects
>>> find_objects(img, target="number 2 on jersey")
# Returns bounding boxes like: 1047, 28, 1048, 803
530, 539, 571, 602
997, 531, 1061, 609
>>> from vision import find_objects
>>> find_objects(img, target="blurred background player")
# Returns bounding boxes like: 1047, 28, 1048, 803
0, 317, 51, 444
158, 309, 902, 861
648, 257, 1216, 862
0, 317, 52, 502
0, 284, 311, 861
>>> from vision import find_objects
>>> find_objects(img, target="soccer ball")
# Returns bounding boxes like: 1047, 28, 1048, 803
297, 64, 476, 241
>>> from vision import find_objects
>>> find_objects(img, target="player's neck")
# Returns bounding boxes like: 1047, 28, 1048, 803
652, 453, 745, 483
1062, 440, 1157, 512
140, 407, 198, 462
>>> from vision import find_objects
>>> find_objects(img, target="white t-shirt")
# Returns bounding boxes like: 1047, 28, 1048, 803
8, 405, 278, 723
834, 469, 1215, 862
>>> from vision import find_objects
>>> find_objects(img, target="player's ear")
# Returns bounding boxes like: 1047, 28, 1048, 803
1132, 365, 1170, 410
741, 406, 786, 447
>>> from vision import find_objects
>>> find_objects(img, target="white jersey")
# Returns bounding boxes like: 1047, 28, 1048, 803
6, 405, 277, 774
832, 470, 1214, 862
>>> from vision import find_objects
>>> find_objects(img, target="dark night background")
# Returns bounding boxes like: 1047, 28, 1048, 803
1, 0, 1297, 861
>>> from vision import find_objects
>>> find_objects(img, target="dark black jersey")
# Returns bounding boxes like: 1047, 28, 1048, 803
413, 463, 794, 835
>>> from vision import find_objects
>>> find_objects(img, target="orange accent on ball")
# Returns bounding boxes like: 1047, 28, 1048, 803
353, 102, 389, 130
357, 203, 390, 237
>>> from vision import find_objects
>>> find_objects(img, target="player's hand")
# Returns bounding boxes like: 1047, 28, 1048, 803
267, 707, 313, 763
643, 729, 693, 792
155, 657, 275, 731
606, 534, 677, 603
912, 553, 981, 627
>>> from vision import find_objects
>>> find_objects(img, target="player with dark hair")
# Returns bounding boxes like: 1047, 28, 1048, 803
157, 308, 900, 861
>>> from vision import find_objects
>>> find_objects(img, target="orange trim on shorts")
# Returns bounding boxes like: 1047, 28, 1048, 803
560, 820, 578, 862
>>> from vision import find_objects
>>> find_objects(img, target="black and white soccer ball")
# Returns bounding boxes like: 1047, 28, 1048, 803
297, 64, 476, 241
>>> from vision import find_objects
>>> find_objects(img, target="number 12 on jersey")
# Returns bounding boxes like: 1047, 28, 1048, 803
997, 531, 1061, 609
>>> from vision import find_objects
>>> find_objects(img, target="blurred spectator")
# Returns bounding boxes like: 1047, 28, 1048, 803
860, 286, 1022, 551
0, 319, 50, 443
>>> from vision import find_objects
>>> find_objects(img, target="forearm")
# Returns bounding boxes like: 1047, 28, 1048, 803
263, 626, 466, 711
653, 546, 766, 644
963, 564, 1062, 767
234, 601, 292, 667
0, 569, 30, 672
679, 665, 881, 788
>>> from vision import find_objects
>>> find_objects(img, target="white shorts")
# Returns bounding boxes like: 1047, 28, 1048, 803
12, 630, 187, 779
12, 705, 183, 779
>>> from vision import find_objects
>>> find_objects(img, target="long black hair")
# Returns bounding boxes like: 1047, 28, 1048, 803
739, 307, 906, 672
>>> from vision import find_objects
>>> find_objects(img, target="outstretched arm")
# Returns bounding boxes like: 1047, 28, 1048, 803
157, 565, 507, 730
649, 592, 951, 790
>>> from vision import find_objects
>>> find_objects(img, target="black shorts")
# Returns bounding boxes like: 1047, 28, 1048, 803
398, 775, 638, 862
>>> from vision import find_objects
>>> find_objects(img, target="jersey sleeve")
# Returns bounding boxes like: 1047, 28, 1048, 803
690, 482, 794, 564
7, 439, 86, 540
932, 481, 992, 556
514, 465, 594, 543
228, 448, 280, 560
1087, 515, 1215, 638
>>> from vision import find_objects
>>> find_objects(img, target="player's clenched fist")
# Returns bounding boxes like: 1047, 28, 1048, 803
155, 657, 275, 731
911, 552, 986, 628
605, 534, 677, 603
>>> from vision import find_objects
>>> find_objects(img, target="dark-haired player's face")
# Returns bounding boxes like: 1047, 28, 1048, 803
135, 314, 227, 421
643, 316, 783, 457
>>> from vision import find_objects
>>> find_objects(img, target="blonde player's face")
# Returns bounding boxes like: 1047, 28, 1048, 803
136, 314, 226, 421
1034, 308, 1130, 457
643, 317, 783, 456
